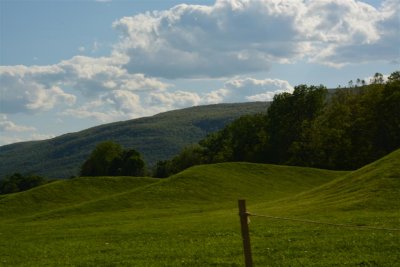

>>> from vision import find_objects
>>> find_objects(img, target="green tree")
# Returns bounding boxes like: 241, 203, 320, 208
154, 160, 172, 178
153, 145, 204, 178
81, 141, 146, 177
80, 141, 123, 176
266, 85, 327, 164
301, 82, 390, 169
377, 73, 400, 152
113, 149, 146, 176
370, 72, 384, 84
0, 173, 47, 194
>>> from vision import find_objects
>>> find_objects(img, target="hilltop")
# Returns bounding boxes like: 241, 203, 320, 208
0, 102, 268, 179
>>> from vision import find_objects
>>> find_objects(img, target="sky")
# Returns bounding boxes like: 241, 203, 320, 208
0, 0, 399, 146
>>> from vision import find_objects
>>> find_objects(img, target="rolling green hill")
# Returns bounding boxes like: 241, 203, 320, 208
0, 176, 159, 218
0, 102, 269, 179
267, 147, 400, 212
0, 163, 344, 222
0, 149, 398, 266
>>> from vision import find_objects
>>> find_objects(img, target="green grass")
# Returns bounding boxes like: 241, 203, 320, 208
0, 149, 399, 266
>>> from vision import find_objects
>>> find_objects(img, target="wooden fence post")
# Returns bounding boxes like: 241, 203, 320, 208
238, 199, 253, 267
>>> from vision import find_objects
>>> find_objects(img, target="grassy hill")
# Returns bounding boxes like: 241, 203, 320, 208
0, 176, 159, 218
0, 163, 343, 221
259, 148, 400, 213
0, 102, 269, 179
0, 149, 399, 266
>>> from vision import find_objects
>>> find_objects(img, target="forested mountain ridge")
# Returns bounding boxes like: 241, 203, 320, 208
0, 102, 269, 179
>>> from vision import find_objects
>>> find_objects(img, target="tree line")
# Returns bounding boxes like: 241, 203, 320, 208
0, 173, 48, 194
154, 71, 400, 177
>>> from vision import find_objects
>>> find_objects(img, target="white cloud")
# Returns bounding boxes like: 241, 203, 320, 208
305, 0, 400, 66
62, 90, 149, 122
0, 132, 55, 146
0, 55, 169, 114
147, 91, 202, 109
205, 77, 293, 103
0, 114, 57, 146
112, 0, 397, 78
0, 65, 76, 113
204, 88, 229, 104
0, 114, 36, 132
61, 88, 203, 123
1, 0, 397, 136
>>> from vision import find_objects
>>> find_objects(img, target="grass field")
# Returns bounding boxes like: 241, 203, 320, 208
0, 149, 399, 266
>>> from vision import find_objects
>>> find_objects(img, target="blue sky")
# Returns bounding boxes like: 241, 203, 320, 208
0, 0, 399, 145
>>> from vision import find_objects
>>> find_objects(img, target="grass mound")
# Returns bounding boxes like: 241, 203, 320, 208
15, 163, 344, 220
0, 176, 158, 219
267, 148, 400, 213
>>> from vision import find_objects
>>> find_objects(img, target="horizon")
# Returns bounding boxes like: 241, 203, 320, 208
1, 0, 399, 146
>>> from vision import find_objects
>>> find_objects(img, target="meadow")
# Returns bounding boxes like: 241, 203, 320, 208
0, 149, 399, 266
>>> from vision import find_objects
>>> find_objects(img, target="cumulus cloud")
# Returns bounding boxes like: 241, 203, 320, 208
62, 90, 152, 122
0, 114, 57, 146
1, 0, 397, 129
0, 66, 76, 113
61, 88, 203, 122
147, 91, 202, 109
0, 132, 56, 146
0, 114, 36, 132
0, 55, 169, 114
58, 55, 169, 96
60, 76, 293, 122
205, 77, 293, 103
304, 0, 400, 66
112, 0, 398, 78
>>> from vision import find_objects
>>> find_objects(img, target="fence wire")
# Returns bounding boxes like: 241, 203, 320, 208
247, 212, 400, 232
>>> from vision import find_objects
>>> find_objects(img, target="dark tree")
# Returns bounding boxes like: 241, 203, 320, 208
81, 141, 146, 177
0, 173, 47, 194
80, 141, 123, 176
266, 85, 327, 164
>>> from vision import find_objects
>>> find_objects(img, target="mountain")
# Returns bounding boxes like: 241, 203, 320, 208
0, 102, 269, 179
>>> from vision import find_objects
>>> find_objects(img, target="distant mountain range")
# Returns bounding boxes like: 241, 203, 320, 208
0, 102, 269, 179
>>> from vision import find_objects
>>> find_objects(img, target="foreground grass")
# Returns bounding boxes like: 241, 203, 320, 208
1, 208, 398, 266
0, 150, 399, 266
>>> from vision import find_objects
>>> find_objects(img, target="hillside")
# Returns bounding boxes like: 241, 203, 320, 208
0, 151, 399, 266
266, 147, 400, 213
0, 162, 344, 220
3, 149, 399, 220
0, 102, 268, 179
0, 176, 159, 218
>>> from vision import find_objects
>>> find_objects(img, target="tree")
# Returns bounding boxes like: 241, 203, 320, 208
221, 114, 268, 162
154, 160, 172, 178
113, 149, 146, 176
80, 141, 146, 177
387, 70, 400, 82
0, 173, 47, 194
80, 141, 123, 176
370, 72, 384, 84
266, 85, 327, 164
376, 73, 400, 152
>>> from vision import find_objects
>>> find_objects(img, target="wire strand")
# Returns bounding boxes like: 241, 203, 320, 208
248, 213, 400, 232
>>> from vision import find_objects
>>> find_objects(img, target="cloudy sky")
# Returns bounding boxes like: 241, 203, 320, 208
0, 0, 399, 146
